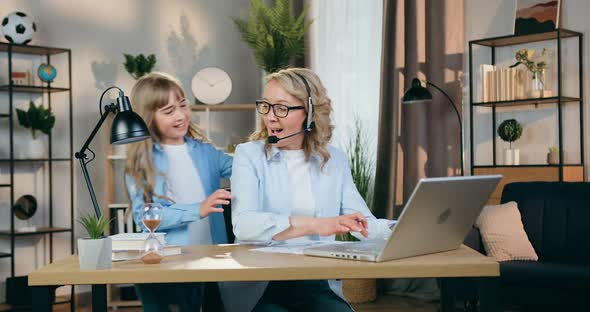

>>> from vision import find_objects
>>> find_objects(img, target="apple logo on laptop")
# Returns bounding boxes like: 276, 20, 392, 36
437, 208, 451, 224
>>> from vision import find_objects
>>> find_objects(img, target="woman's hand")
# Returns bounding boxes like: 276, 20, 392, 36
315, 212, 369, 237
199, 189, 231, 218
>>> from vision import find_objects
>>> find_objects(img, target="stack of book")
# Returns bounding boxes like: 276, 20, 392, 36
110, 233, 181, 261
480, 65, 527, 102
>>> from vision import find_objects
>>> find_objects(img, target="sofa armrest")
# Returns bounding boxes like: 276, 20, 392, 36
464, 227, 485, 254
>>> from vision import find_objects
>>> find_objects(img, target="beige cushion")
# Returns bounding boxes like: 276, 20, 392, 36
475, 201, 538, 262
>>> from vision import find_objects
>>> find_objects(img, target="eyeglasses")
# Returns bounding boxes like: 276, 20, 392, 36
255, 100, 305, 118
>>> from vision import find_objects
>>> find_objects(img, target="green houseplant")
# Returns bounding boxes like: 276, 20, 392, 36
123, 53, 157, 80
232, 0, 312, 73
498, 119, 523, 165
340, 119, 377, 304
16, 101, 55, 139
77, 213, 112, 270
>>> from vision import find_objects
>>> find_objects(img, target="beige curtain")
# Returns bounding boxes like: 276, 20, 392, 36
374, 0, 464, 219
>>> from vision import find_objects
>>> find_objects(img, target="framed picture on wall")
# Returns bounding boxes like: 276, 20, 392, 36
514, 0, 561, 35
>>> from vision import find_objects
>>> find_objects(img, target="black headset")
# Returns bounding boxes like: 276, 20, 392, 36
294, 72, 315, 132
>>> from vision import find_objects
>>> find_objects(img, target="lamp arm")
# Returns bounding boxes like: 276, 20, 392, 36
75, 104, 117, 219
425, 81, 465, 176
425, 81, 462, 128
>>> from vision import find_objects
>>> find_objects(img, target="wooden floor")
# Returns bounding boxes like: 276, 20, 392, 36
46, 295, 439, 312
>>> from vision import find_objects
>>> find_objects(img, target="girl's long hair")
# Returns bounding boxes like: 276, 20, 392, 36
124, 72, 207, 201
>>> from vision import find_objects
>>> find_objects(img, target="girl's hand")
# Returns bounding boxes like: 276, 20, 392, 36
200, 189, 231, 218
314, 212, 368, 237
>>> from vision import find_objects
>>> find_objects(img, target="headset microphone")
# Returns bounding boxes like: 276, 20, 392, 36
267, 72, 315, 145
267, 130, 305, 144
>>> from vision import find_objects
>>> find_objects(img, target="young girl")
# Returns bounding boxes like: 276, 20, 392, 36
124, 72, 232, 311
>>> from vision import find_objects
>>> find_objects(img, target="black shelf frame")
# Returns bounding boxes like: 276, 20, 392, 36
0, 158, 72, 162
468, 29, 585, 181
0, 227, 72, 236
0, 43, 75, 312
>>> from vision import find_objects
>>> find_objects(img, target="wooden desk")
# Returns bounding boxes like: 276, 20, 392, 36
29, 244, 499, 311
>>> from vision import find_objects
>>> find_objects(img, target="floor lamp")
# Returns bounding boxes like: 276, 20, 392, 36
402, 78, 464, 176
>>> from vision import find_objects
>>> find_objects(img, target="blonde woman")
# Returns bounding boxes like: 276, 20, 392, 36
124, 72, 232, 311
231, 68, 391, 311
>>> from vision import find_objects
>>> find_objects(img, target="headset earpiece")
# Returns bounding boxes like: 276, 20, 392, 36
295, 72, 314, 132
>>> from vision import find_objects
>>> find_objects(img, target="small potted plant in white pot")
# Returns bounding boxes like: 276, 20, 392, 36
547, 146, 559, 165
77, 213, 112, 270
16, 101, 55, 158
497, 119, 523, 165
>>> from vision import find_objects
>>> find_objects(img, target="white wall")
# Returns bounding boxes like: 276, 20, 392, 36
464, 0, 589, 177
0, 0, 259, 301
308, 0, 383, 161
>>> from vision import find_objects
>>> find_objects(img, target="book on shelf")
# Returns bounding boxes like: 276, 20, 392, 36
480, 65, 528, 102
110, 232, 166, 250
112, 245, 182, 261
480, 64, 495, 102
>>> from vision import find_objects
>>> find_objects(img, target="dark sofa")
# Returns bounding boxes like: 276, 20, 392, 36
450, 182, 590, 311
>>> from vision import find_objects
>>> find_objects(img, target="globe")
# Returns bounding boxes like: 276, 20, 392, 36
37, 63, 57, 82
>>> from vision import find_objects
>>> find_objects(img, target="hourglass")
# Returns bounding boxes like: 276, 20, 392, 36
141, 203, 164, 264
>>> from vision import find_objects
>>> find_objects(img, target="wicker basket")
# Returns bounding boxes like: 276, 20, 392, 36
342, 279, 377, 303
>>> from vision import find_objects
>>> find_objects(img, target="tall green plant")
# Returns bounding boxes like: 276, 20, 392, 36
233, 0, 312, 73
348, 119, 375, 209
338, 119, 375, 241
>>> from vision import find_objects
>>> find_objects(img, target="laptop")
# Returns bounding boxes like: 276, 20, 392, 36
303, 175, 501, 262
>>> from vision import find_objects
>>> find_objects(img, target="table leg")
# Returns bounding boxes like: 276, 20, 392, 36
32, 286, 53, 312
478, 277, 499, 312
91, 284, 107, 312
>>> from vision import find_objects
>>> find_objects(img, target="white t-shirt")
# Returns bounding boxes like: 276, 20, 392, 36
281, 149, 316, 242
162, 143, 212, 245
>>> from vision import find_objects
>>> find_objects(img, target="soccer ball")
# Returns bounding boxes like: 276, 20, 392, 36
1, 12, 36, 45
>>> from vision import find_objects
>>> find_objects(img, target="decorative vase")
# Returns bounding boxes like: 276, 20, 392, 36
503, 148, 519, 165
342, 279, 377, 304
77, 237, 112, 270
28, 137, 47, 159
547, 151, 559, 165
513, 148, 520, 165
529, 69, 546, 98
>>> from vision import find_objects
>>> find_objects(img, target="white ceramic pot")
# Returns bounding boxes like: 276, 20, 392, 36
503, 148, 520, 165
513, 149, 520, 165
77, 237, 112, 270
503, 148, 513, 165
547, 151, 559, 165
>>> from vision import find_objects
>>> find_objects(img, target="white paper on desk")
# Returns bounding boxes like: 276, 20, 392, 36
252, 240, 352, 255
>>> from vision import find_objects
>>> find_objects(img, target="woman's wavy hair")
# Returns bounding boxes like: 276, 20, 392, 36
124, 72, 207, 202
250, 68, 334, 168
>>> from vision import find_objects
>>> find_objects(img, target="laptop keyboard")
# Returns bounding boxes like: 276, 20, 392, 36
332, 241, 386, 253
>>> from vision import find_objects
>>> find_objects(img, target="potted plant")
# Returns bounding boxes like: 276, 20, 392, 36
497, 119, 523, 165
340, 119, 377, 304
77, 213, 112, 270
232, 0, 312, 74
510, 48, 549, 98
123, 53, 157, 80
16, 101, 55, 158
547, 146, 559, 165
16, 101, 55, 139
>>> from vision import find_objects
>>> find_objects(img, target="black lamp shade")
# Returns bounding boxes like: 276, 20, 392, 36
110, 110, 150, 144
402, 78, 433, 103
